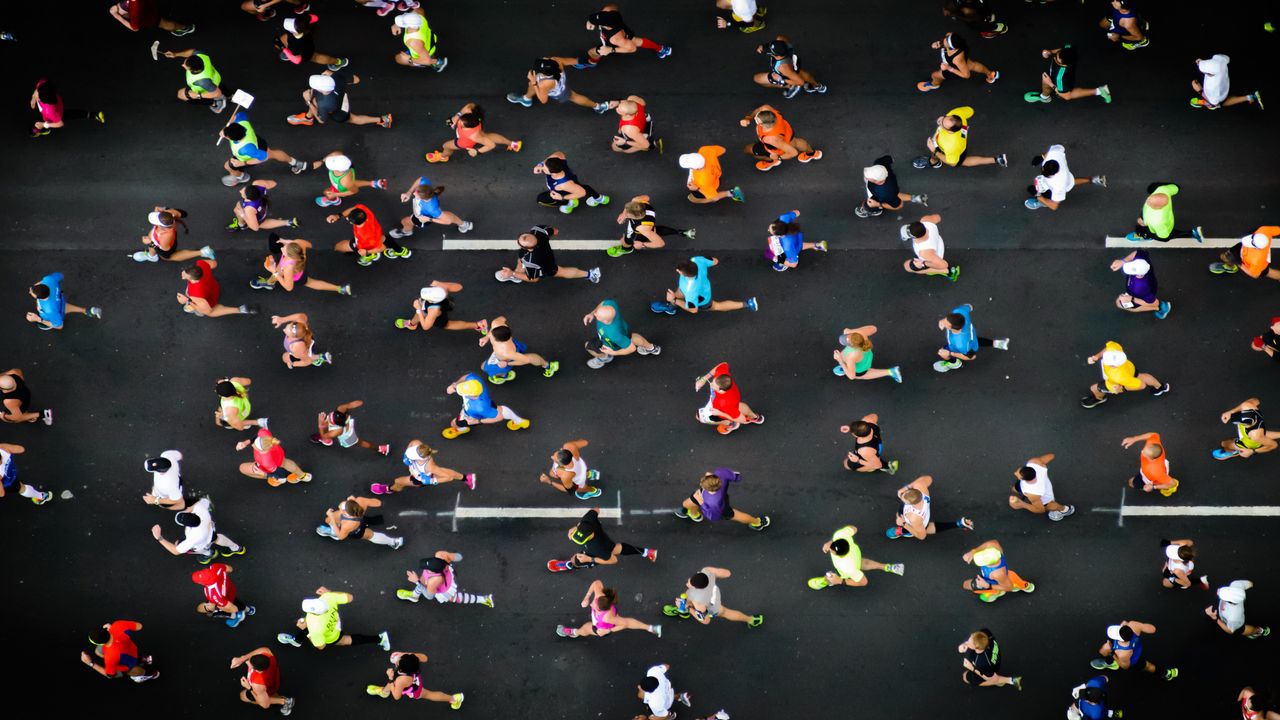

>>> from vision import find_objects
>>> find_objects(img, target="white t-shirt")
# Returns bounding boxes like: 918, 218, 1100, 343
730, 0, 757, 20
1036, 145, 1076, 202
1218, 597, 1245, 632
149, 450, 184, 501
1197, 55, 1230, 106
643, 665, 675, 717
174, 497, 215, 554
1018, 462, 1056, 504
912, 222, 944, 260
552, 454, 588, 489
1163, 543, 1194, 574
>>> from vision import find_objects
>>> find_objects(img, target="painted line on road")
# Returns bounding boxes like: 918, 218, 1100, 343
1093, 503, 1280, 521
443, 239, 616, 251
1105, 236, 1237, 249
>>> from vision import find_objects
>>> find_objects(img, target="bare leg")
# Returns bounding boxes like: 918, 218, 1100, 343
304, 278, 343, 293
860, 558, 886, 572
439, 140, 459, 159
443, 320, 484, 331
266, 148, 298, 165
568, 91, 599, 109
738, 402, 760, 421
206, 304, 246, 317
555, 266, 589, 280
960, 155, 997, 167
431, 211, 467, 228
855, 368, 894, 380
417, 689, 457, 703
728, 508, 761, 525
717, 607, 754, 624
64, 303, 90, 316
311, 51, 341, 66
1136, 373, 1163, 389
612, 616, 659, 633
346, 113, 383, 126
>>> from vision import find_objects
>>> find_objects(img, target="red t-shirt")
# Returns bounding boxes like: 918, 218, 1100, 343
191, 563, 236, 606
247, 651, 281, 696
350, 205, 384, 251
186, 260, 222, 308
252, 429, 285, 472
708, 362, 741, 417
102, 620, 142, 675
125, 0, 161, 29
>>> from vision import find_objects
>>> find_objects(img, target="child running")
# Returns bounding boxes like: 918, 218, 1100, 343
559, 580, 661, 639
396, 551, 493, 607
962, 539, 1035, 602
366, 651, 464, 708
311, 400, 389, 455
1121, 432, 1180, 496
674, 467, 770, 530
478, 316, 559, 382
833, 326, 902, 382
808, 524, 903, 589
391, 176, 473, 236
539, 439, 603, 499
767, 210, 826, 270
426, 103, 521, 162
442, 373, 529, 439
373, 439, 475, 495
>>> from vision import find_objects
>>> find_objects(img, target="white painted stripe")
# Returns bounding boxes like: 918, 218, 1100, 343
443, 239, 617, 251
1123, 505, 1280, 517
1105, 236, 1238, 249
452, 506, 623, 519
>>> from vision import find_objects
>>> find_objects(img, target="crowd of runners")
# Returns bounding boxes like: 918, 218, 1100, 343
7, 0, 1280, 717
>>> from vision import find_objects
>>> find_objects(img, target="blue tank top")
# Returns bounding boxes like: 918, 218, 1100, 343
545, 164, 578, 192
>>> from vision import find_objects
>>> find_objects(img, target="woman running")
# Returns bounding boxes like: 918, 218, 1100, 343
366, 651, 464, 709
395, 283, 487, 333
766, 210, 826, 271
391, 177, 473, 238
133, 207, 213, 263
917, 32, 998, 92
556, 580, 661, 639
539, 439, 603, 499
371, 439, 475, 494
252, 236, 349, 295
316, 495, 403, 549
271, 312, 332, 368
396, 551, 493, 607
228, 180, 297, 232
314, 152, 386, 208
426, 103, 521, 162
833, 326, 902, 382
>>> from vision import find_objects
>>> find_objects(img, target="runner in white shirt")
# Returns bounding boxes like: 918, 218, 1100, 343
714, 0, 765, 32
1205, 580, 1270, 638
142, 450, 186, 510
0, 443, 53, 506
1190, 55, 1262, 110
901, 214, 958, 280
1007, 453, 1075, 521
1159, 539, 1208, 590
151, 497, 246, 563
539, 438, 602, 499
1025, 144, 1105, 211
636, 663, 691, 719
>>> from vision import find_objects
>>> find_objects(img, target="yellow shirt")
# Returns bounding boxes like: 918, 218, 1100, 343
934, 106, 974, 166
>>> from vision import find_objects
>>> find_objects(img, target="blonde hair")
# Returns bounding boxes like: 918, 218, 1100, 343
700, 473, 723, 492
846, 333, 872, 351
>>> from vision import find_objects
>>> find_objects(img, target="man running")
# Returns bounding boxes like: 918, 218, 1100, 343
917, 32, 998, 92
394, 283, 488, 333
507, 57, 610, 113
913, 106, 1007, 169
1068, 676, 1122, 719
1109, 250, 1171, 319
1024, 46, 1111, 104
1214, 398, 1279, 460
311, 400, 390, 455
572, 5, 671, 68
229, 648, 294, 714
235, 427, 312, 487
133, 207, 212, 263
287, 72, 391, 128
26, 272, 102, 330
315, 496, 403, 548
1251, 317, 1280, 361
540, 439, 602, 499
82, 620, 159, 683
739, 104, 822, 170
1121, 431, 1180, 495
426, 103, 521, 162
663, 567, 764, 628
365, 651, 464, 708
275, 14, 346, 70
933, 304, 1009, 372
886, 475, 974, 540
608, 96, 659, 153
753, 37, 826, 98
767, 210, 827, 270
142, 450, 185, 511
636, 664, 692, 720
1099, 0, 1148, 50
607, 196, 693, 256
441, 373, 530, 439
694, 362, 763, 434
1008, 453, 1076, 520
1124, 183, 1204, 242
715, 0, 766, 32
1025, 145, 1106, 211
396, 551, 494, 607
807, 524, 903, 589
220, 110, 310, 186
901, 215, 959, 280
1210, 227, 1280, 280
1081, 341, 1170, 408
1207, 581, 1271, 639
391, 11, 446, 71
0, 443, 53, 506
584, 299, 661, 369
328, 203, 411, 265
277, 587, 390, 651
1090, 621, 1178, 680
856, 157, 927, 218
681, 147, 744, 204
1190, 55, 1263, 110
533, 152, 610, 215
548, 507, 657, 572
841, 414, 898, 474
214, 377, 266, 432
957, 629, 1022, 689
192, 563, 254, 627
177, 260, 256, 317
372, 439, 475, 495
1159, 538, 1208, 590
109, 0, 194, 36
163, 49, 230, 112
312, 152, 387, 208
151, 496, 247, 564
674, 467, 771, 530
962, 540, 1035, 602
653, 256, 757, 315
391, 176, 473, 237
1, 369, 52, 425
479, 316, 560, 382
228, 180, 297, 232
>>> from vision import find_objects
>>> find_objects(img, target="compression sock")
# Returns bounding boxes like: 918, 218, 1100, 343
637, 38, 662, 51
347, 633, 379, 646
499, 406, 526, 423
451, 591, 483, 604
368, 532, 399, 547
18, 484, 42, 499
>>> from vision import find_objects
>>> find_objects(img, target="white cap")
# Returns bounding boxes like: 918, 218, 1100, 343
1245, 232, 1270, 249
1105, 624, 1125, 641
863, 165, 888, 183
324, 154, 352, 173
301, 598, 327, 615
394, 12, 423, 29
420, 286, 447, 303
308, 74, 336, 93
407, 443, 428, 460
283, 18, 298, 33
899, 224, 915, 242
678, 153, 705, 170
1121, 259, 1150, 276
1217, 586, 1246, 604
1164, 544, 1184, 561
147, 211, 172, 227
1101, 350, 1127, 367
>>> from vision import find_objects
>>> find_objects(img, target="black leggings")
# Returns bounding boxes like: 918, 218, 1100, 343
538, 185, 603, 207
211, 598, 249, 618
623, 224, 687, 248
934, 518, 968, 532
1131, 223, 1197, 241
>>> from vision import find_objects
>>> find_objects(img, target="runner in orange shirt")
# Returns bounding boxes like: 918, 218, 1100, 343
327, 204, 411, 266
680, 146, 744, 204
1121, 432, 1179, 496
1210, 227, 1280, 280
738, 104, 821, 171
426, 103, 521, 162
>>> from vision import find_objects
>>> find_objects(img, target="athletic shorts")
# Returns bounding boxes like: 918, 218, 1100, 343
462, 402, 498, 422
2, 461, 18, 489
751, 141, 772, 157
151, 242, 176, 259
255, 463, 290, 480
963, 669, 995, 686
407, 471, 438, 486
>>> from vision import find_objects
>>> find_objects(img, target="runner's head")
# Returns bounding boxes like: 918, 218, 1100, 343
969, 630, 990, 651
182, 56, 205, 74
490, 324, 512, 342
215, 380, 240, 398
765, 39, 791, 57
851, 420, 873, 438
87, 627, 111, 646
623, 201, 646, 219
536, 57, 561, 79
700, 472, 723, 492
543, 156, 567, 174
1145, 192, 1169, 210
595, 586, 617, 611
394, 12, 424, 29
421, 556, 449, 573
144, 456, 172, 473
844, 332, 871, 351
639, 676, 660, 693
1107, 624, 1134, 642
829, 538, 851, 557
174, 510, 201, 527
592, 301, 618, 324
0, 375, 14, 391
863, 164, 888, 185
396, 653, 421, 674
301, 598, 327, 615
553, 448, 573, 466
308, 74, 336, 95
149, 211, 175, 227
1014, 465, 1036, 482
222, 123, 246, 142
30, 283, 50, 299
416, 182, 445, 199
181, 263, 205, 283
941, 114, 965, 131
36, 81, 58, 104
944, 312, 966, 331
420, 286, 448, 303
1055, 46, 1077, 66
675, 260, 697, 278
284, 243, 305, 261
1168, 543, 1194, 562
457, 112, 481, 128
456, 379, 484, 397
408, 442, 438, 460
769, 217, 799, 236
678, 153, 705, 170
342, 499, 366, 517
243, 184, 263, 201
348, 208, 367, 225
283, 15, 312, 35
712, 374, 733, 392
906, 221, 927, 240
616, 100, 638, 118
517, 231, 539, 249
248, 654, 271, 672
1141, 442, 1163, 460
329, 410, 348, 426
1041, 160, 1060, 177
754, 110, 777, 129
689, 572, 711, 590
324, 154, 352, 174
901, 488, 923, 505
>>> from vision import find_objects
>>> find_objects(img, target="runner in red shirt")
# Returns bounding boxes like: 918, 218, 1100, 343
231, 647, 295, 714
426, 102, 522, 162
694, 362, 764, 434
82, 620, 158, 682
328, 204, 410, 266
235, 427, 312, 487
107, 0, 194, 35
192, 563, 256, 627
177, 259, 257, 317
607, 95, 659, 153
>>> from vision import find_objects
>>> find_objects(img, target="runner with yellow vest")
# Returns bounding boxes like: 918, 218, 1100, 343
1211, 226, 1280, 280
962, 539, 1034, 603
913, 106, 1007, 169
1213, 398, 1280, 460
1081, 341, 1170, 409
391, 11, 446, 71
219, 111, 310, 187
1124, 182, 1204, 242
807, 525, 903, 590
164, 48, 229, 113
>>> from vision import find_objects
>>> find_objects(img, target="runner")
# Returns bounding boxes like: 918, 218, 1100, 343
767, 209, 827, 270
252, 236, 350, 295
1024, 46, 1112, 104
916, 32, 998, 92
901, 215, 959, 280
109, 0, 194, 35
694, 362, 763, 435
497, 225, 601, 283
177, 260, 256, 318
547, 507, 657, 572
235, 427, 313, 487
714, 0, 766, 33
192, 563, 254, 627
933, 304, 1009, 372
856, 157, 927, 218
961, 540, 1035, 603
214, 377, 266, 431
441, 372, 530, 439
558, 580, 661, 638
1099, 0, 1149, 50
583, 299, 661, 369
132, 207, 211, 263
540, 439, 602, 499
506, 57, 610, 113
26, 272, 102, 330
662, 567, 764, 628
351, 0, 406, 18
1210, 227, 1280, 280
833, 326, 902, 382
740, 104, 822, 170
807, 524, 903, 589
941, 0, 1007, 38
1191, 55, 1263, 110
1238, 687, 1280, 720
572, 5, 672, 68
151, 496, 247, 564
886, 475, 974, 540
1251, 317, 1280, 361
311, 400, 389, 455
395, 283, 488, 333
1025, 145, 1106, 211
1159, 538, 1209, 590
636, 664, 692, 720
1109, 250, 1171, 319
220, 110, 310, 186
752, 37, 826, 98
366, 651, 465, 708
1080, 341, 1170, 408
315, 496, 403, 548
533, 152, 610, 215
1067, 676, 1121, 719
1, 369, 52, 425
327, 203, 410, 265
652, 256, 757, 315
1214, 398, 1279, 459
1123, 183, 1204, 242
607, 196, 693, 256
841, 414, 899, 474
681, 146, 744, 204
479, 316, 560, 382
604, 96, 659, 153
162, 49, 231, 112
271, 312, 332, 368
229, 648, 294, 715
29, 78, 103, 137
228, 181, 297, 232
673, 467, 771, 530
142, 450, 186, 511
395, 551, 494, 607
239, 0, 307, 21
391, 176, 472, 236
957, 629, 1022, 689
287, 72, 391, 128
82, 620, 158, 682
372, 439, 475, 495
312, 152, 387, 208
276, 587, 391, 651
912, 106, 1007, 169
1121, 432, 1180, 496
391, 11, 446, 70
1089, 621, 1178, 680
275, 16, 348, 70
1007, 453, 1076, 520
0, 443, 53, 506
427, 103, 521, 162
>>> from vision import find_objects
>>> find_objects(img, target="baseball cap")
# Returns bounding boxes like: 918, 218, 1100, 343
308, 74, 336, 93
1217, 586, 1246, 603
1164, 544, 1185, 561
283, 18, 299, 33
1245, 232, 1270, 250
420, 286, 448, 303
144, 456, 172, 473
324, 154, 352, 173
301, 598, 328, 615
1105, 624, 1125, 641
863, 165, 888, 183
1101, 341, 1126, 367
570, 525, 595, 545
394, 12, 423, 28
1270, 316, 1280, 327
1120, 259, 1151, 276
678, 153, 705, 170
147, 211, 173, 227
456, 379, 483, 397
406, 443, 428, 460
972, 547, 1002, 567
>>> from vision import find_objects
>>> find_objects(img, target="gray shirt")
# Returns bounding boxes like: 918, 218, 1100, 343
686, 568, 722, 615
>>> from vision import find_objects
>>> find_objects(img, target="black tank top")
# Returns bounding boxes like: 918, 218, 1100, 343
855, 423, 882, 451
2, 374, 31, 411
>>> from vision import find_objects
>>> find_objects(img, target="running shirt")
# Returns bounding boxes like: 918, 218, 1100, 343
1139, 434, 1172, 484
174, 498, 216, 554
0, 448, 15, 488
1197, 55, 1231, 106
1142, 184, 1179, 240
617, 103, 650, 137
706, 362, 740, 418
1230, 409, 1265, 449
854, 423, 883, 457
404, 447, 436, 484
623, 204, 657, 242
939, 34, 968, 70
412, 178, 443, 219
543, 162, 579, 194
594, 299, 632, 351
575, 509, 618, 559
252, 429, 285, 472
304, 592, 348, 647
964, 629, 1001, 676
1037, 145, 1076, 202
945, 304, 977, 355
350, 204, 383, 251
755, 113, 794, 153
903, 493, 932, 528
518, 225, 558, 279
553, 453, 589, 490
101, 620, 143, 675
537, 71, 569, 101
934, 107, 973, 165
191, 563, 235, 606
774, 211, 804, 263
149, 449, 183, 500
1077, 676, 1110, 720
314, 74, 352, 120
241, 186, 269, 220
643, 665, 676, 717
677, 256, 715, 308
1125, 249, 1158, 303
220, 381, 251, 423
424, 562, 455, 596
458, 372, 497, 420
1018, 462, 1056, 504
685, 568, 723, 615
829, 525, 864, 582
186, 260, 222, 308
1100, 343, 1142, 392
865, 155, 901, 204
246, 651, 281, 697
35, 272, 66, 325
229, 112, 268, 162
1046, 47, 1076, 93
1111, 631, 1143, 665
2, 372, 32, 413
327, 414, 358, 447
912, 222, 945, 262
689, 146, 725, 198
841, 345, 873, 374
699, 467, 739, 522
1218, 590, 1247, 632
34, 79, 64, 124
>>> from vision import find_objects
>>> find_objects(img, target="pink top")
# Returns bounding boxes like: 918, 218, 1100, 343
427, 564, 454, 594
590, 604, 616, 631
36, 79, 64, 124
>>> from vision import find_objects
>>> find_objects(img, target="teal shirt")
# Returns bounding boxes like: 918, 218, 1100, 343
595, 300, 632, 350
677, 256, 715, 308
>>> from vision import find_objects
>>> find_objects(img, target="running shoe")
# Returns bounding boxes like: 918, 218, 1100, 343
289, 161, 310, 177
890, 366, 903, 383
394, 318, 413, 329
543, 361, 560, 378
717, 422, 740, 435
1080, 395, 1107, 408
480, 595, 494, 608
729, 186, 745, 202
370, 483, 392, 495
854, 205, 880, 218
588, 267, 601, 283
376, 3, 396, 15
210, 98, 227, 114
1163, 668, 1179, 681
310, 433, 334, 446
559, 199, 580, 215
555, 625, 576, 638
746, 297, 759, 312
315, 196, 341, 207
1122, 38, 1149, 50
980, 23, 1008, 37
431, 57, 448, 73
388, 228, 414, 239
993, 338, 1009, 350
587, 356, 612, 369
386, 247, 413, 259
464, 474, 476, 490
506, 418, 531, 431
750, 515, 771, 531
29, 127, 50, 138
586, 195, 610, 207
376, 444, 389, 455
451, 694, 465, 710
378, 631, 391, 651
1011, 676, 1023, 691
396, 589, 419, 603
643, 548, 658, 562
508, 140, 523, 152
326, 58, 349, 71
1151, 382, 1171, 396
1209, 262, 1238, 274
797, 150, 823, 162
575, 487, 603, 500
674, 507, 704, 522
781, 85, 800, 99
1024, 197, 1045, 210
1249, 627, 1271, 639
1020, 582, 1036, 593
1191, 226, 1204, 242
657, 46, 672, 59
807, 576, 832, 590
425, 151, 448, 163
277, 633, 302, 647
636, 344, 661, 356
32, 491, 52, 505
756, 158, 782, 171
487, 371, 515, 385
592, 102, 610, 114
916, 82, 941, 93
1190, 97, 1215, 109
458, 221, 474, 233
911, 156, 932, 169
741, 20, 766, 33
748, 615, 765, 627
1154, 301, 1171, 319
947, 265, 961, 281
987, 71, 1000, 84
171, 23, 196, 35
238, 305, 258, 316
1023, 92, 1051, 104
42, 409, 53, 426
1098, 85, 1112, 104
885, 527, 905, 539
932, 359, 962, 373
678, 693, 692, 708
816, 240, 828, 251
885, 563, 905, 576
607, 245, 633, 257
132, 251, 159, 263
996, 153, 1008, 167
338, 285, 352, 296
1253, 91, 1264, 110
1212, 448, 1240, 460
286, 113, 314, 126
748, 413, 765, 424
222, 173, 251, 187
884, 459, 899, 474
772, 262, 788, 272
225, 611, 246, 628
366, 685, 391, 698
1048, 504, 1076, 521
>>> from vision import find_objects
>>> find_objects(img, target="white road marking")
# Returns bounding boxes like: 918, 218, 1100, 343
454, 506, 622, 519
1104, 236, 1237, 249
443, 239, 617, 250
1093, 502, 1280, 522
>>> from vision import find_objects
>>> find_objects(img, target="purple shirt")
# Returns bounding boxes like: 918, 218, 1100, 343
699, 467, 740, 522
1125, 250, 1158, 303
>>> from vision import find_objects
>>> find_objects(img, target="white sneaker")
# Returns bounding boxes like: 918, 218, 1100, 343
637, 344, 661, 356
587, 267, 601, 283
993, 338, 1009, 350
132, 251, 159, 263
388, 228, 413, 239
587, 356, 613, 369
495, 270, 523, 283
199, 245, 216, 259
458, 220, 474, 233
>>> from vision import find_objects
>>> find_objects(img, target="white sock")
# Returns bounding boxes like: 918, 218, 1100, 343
499, 406, 525, 423
215, 535, 242, 552
369, 532, 399, 547
1095, 88, 1103, 96
19, 484, 41, 499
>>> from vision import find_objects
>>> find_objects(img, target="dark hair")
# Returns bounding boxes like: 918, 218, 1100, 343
330, 410, 348, 426
553, 448, 572, 466
457, 112, 481, 128
215, 380, 237, 397
595, 587, 617, 611
536, 57, 561, 77
1015, 466, 1035, 481
639, 676, 660, 692
907, 221, 926, 239
689, 572, 710, 589
37, 81, 58, 104
675, 261, 697, 277
223, 123, 247, 141
292, 15, 313, 31
766, 40, 791, 56
769, 220, 798, 236
1082, 686, 1104, 703
490, 325, 512, 342
184, 263, 204, 281
1041, 160, 1060, 177
248, 654, 271, 671
1177, 545, 1195, 561
343, 499, 365, 517
31, 284, 50, 299
175, 512, 201, 527
542, 157, 567, 174
1116, 625, 1134, 641
183, 56, 205, 73
946, 33, 969, 53
1057, 46, 1078, 65
945, 312, 966, 329
421, 556, 448, 573
416, 183, 445, 199
829, 538, 850, 556
348, 208, 367, 225
396, 653, 421, 674
88, 628, 111, 645
851, 421, 872, 437
148, 457, 172, 472
244, 185, 264, 201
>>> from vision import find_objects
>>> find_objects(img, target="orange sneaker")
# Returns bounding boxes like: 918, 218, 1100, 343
798, 151, 823, 163
508, 140, 523, 152
755, 159, 781, 171
286, 113, 314, 126
379, 113, 393, 128
425, 151, 448, 163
